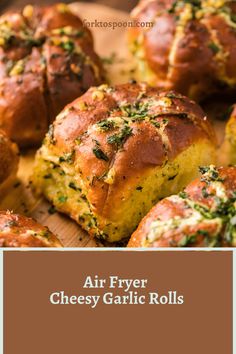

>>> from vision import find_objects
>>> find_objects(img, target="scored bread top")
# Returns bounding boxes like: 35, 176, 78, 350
129, 0, 236, 99
0, 211, 62, 247
0, 3, 104, 146
40, 82, 216, 218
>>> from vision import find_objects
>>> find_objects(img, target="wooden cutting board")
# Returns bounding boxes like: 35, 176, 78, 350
0, 2, 232, 247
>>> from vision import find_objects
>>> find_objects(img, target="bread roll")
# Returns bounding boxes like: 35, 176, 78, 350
0, 211, 62, 247
0, 3, 104, 147
0, 130, 19, 194
128, 166, 236, 247
129, 0, 236, 101
32, 82, 216, 242
225, 104, 236, 164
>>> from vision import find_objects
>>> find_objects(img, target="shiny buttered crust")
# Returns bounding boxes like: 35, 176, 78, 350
0, 130, 19, 192
225, 105, 236, 164
129, 0, 236, 100
0, 211, 62, 247
32, 82, 216, 242
128, 166, 236, 248
0, 3, 104, 147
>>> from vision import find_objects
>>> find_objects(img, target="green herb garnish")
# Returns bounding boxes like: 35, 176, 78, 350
199, 166, 224, 182
58, 195, 68, 203
151, 120, 161, 128
168, 173, 178, 181
60, 40, 75, 52
92, 143, 109, 161
69, 182, 81, 191
43, 174, 52, 179
179, 191, 188, 199
107, 125, 133, 149
120, 101, 149, 121
166, 92, 184, 99
136, 186, 143, 191
202, 187, 209, 198
208, 42, 220, 54
59, 151, 74, 164
38, 230, 50, 239
97, 120, 115, 131
178, 234, 197, 247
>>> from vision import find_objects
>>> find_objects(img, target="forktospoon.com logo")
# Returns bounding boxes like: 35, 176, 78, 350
83, 19, 153, 30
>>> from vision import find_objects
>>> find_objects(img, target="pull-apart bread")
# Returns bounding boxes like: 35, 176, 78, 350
128, 166, 236, 248
32, 82, 216, 242
0, 130, 19, 193
129, 0, 236, 100
0, 3, 103, 147
0, 211, 62, 247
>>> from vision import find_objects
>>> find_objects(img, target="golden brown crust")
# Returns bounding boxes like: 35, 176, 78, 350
53, 83, 215, 216
0, 3, 104, 147
129, 0, 236, 100
0, 130, 19, 192
128, 166, 236, 248
225, 104, 236, 164
0, 211, 62, 247
33, 82, 216, 242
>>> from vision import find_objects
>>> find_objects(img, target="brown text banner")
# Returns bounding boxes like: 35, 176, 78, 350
4, 251, 232, 354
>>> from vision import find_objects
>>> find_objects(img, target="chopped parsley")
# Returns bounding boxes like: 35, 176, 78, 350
58, 195, 68, 203
201, 187, 209, 198
168, 173, 178, 181
60, 40, 75, 52
136, 186, 143, 191
168, 0, 201, 15
97, 120, 115, 131
69, 182, 81, 191
179, 191, 188, 199
75, 137, 82, 145
151, 120, 160, 128
178, 234, 197, 247
162, 118, 169, 124
199, 166, 225, 183
92, 141, 109, 162
107, 125, 133, 149
166, 92, 184, 99
59, 151, 75, 164
4, 220, 18, 228
168, 1, 178, 13
197, 229, 210, 237
231, 13, 236, 23
54, 27, 84, 37
193, 203, 213, 219
43, 173, 52, 179
199, 166, 210, 174
38, 230, 50, 239
120, 101, 149, 121
185, 0, 201, 6
208, 42, 220, 54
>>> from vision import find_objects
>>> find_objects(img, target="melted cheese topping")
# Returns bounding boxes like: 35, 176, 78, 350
130, 0, 236, 94
144, 167, 236, 247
